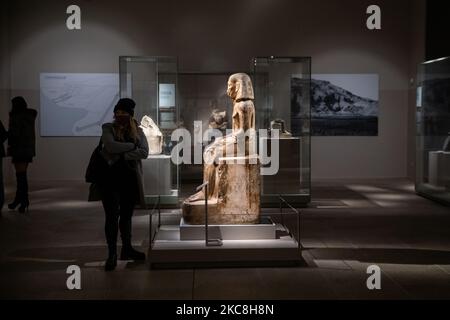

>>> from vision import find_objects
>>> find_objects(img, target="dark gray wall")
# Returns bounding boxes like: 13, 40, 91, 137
426, 1, 450, 60
0, 4, 10, 120
1, 0, 425, 181
407, 0, 426, 180
1, 2, 12, 182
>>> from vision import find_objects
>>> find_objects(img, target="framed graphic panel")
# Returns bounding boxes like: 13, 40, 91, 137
308, 74, 379, 136
40, 73, 119, 137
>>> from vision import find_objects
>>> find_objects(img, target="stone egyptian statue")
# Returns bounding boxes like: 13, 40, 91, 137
270, 119, 292, 137
183, 73, 260, 225
140, 115, 163, 155
443, 132, 450, 151
209, 109, 228, 132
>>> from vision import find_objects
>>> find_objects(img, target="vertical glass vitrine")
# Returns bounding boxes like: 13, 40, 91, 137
416, 57, 450, 205
119, 56, 179, 206
253, 57, 311, 206
177, 73, 234, 184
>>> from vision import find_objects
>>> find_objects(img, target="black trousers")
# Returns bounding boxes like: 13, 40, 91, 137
0, 158, 3, 211
100, 165, 138, 255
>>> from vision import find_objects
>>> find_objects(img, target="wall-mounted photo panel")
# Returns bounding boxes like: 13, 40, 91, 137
306, 74, 379, 136
159, 83, 176, 109
40, 73, 119, 137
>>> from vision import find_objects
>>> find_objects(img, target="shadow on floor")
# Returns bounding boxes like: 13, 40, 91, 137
306, 247, 450, 265
2, 245, 312, 271
0, 246, 147, 272
3, 246, 449, 273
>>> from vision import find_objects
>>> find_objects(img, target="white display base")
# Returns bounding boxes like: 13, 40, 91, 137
145, 189, 179, 205
147, 154, 172, 159
148, 222, 302, 268
142, 155, 172, 196
429, 151, 450, 188
179, 217, 276, 241
260, 137, 302, 195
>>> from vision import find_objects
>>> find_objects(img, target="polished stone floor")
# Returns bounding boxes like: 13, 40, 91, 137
0, 179, 449, 300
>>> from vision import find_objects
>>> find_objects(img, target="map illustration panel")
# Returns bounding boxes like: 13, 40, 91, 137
40, 73, 119, 136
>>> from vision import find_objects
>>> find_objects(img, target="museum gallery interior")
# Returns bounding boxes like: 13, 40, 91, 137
0, 0, 449, 300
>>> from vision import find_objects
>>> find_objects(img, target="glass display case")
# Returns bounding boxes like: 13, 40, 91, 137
177, 72, 235, 189
119, 56, 179, 206
253, 57, 311, 206
146, 61, 308, 268
416, 57, 450, 205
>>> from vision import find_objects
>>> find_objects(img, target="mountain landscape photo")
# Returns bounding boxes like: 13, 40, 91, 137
291, 75, 379, 136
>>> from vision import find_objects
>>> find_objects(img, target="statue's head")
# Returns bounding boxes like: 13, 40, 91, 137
271, 119, 286, 132
141, 115, 155, 128
227, 73, 254, 101
141, 115, 162, 136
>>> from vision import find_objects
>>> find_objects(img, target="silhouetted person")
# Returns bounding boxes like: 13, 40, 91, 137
91, 98, 149, 271
7, 96, 37, 213
0, 120, 8, 213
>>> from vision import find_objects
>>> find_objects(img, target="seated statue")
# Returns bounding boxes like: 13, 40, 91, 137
183, 73, 260, 225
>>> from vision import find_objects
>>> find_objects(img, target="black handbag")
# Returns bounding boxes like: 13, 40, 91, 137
85, 139, 109, 183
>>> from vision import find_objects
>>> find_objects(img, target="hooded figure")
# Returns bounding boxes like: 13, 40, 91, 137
8, 97, 38, 161
0, 120, 7, 212
7, 96, 38, 213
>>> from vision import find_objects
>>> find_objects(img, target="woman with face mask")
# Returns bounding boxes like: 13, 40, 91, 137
94, 98, 149, 271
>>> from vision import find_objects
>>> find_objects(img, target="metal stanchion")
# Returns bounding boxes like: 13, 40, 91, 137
158, 195, 161, 229
149, 195, 162, 247
279, 194, 285, 231
148, 197, 159, 254
279, 196, 302, 259
196, 182, 222, 247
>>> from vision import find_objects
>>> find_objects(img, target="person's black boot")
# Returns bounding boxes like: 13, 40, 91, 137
120, 245, 146, 261
18, 200, 29, 213
18, 173, 29, 213
105, 253, 117, 271
8, 173, 22, 210
7, 198, 20, 210
119, 216, 145, 261
105, 245, 117, 271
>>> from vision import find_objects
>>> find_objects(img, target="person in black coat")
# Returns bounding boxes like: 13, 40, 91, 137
7, 96, 37, 213
0, 120, 8, 213
97, 98, 149, 271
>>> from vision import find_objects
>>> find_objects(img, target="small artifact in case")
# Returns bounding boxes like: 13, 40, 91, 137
270, 119, 292, 137
140, 115, 163, 155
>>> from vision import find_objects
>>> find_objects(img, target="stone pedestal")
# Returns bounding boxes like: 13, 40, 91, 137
183, 156, 260, 225
260, 137, 302, 195
429, 151, 450, 188
142, 155, 172, 196
180, 217, 276, 240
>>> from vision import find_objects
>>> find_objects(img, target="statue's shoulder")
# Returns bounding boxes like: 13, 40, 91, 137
234, 99, 254, 110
